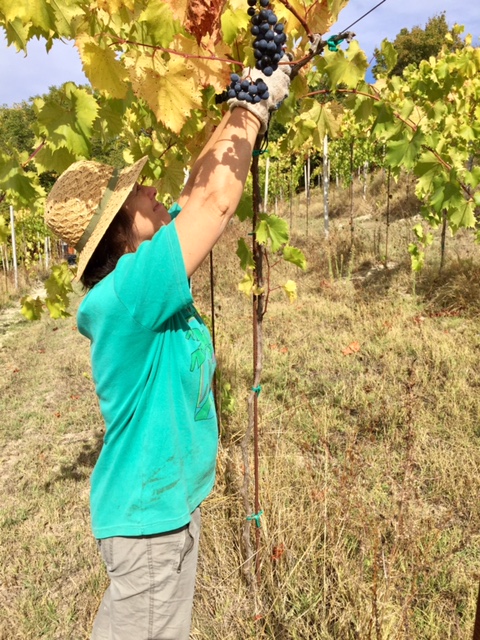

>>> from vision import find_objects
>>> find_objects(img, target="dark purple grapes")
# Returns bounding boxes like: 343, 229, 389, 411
225, 0, 286, 106
227, 71, 271, 104
249, 2, 285, 77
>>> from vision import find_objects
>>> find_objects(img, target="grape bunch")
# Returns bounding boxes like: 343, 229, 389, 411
226, 0, 286, 105
249, 0, 286, 77
227, 74, 269, 104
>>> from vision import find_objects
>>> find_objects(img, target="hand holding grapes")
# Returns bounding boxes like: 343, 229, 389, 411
227, 65, 291, 134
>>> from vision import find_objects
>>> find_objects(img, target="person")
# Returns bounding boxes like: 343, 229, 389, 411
44, 64, 290, 640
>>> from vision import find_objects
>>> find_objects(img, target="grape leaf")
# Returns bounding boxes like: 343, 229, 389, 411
238, 268, 255, 296
256, 214, 289, 253
21, 295, 44, 321
33, 144, 80, 175
96, 0, 136, 14
324, 41, 368, 89
283, 245, 307, 270
0, 215, 9, 243
34, 85, 99, 157
126, 54, 202, 134
3, 16, 29, 51
137, 0, 179, 48
161, 0, 189, 22
378, 39, 398, 76
0, 156, 43, 206
170, 34, 230, 90
414, 150, 444, 194
76, 35, 129, 99
385, 129, 424, 170
236, 238, 255, 270
185, 0, 227, 44
221, 7, 250, 45
26, 0, 52, 31
282, 279, 297, 303
154, 151, 185, 200
235, 191, 253, 221
448, 200, 476, 232
48, 0, 84, 37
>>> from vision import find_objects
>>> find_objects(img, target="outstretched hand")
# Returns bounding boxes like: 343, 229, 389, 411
228, 64, 291, 135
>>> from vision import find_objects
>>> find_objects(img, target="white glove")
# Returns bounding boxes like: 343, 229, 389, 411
228, 64, 291, 135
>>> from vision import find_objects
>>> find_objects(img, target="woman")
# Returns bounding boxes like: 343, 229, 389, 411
44, 65, 290, 640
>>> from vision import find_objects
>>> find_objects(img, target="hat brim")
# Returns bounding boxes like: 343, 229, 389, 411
75, 156, 148, 281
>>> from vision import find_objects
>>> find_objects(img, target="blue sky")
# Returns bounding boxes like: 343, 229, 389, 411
1, 0, 479, 107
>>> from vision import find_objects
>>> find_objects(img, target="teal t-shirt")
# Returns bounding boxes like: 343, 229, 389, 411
77, 218, 218, 538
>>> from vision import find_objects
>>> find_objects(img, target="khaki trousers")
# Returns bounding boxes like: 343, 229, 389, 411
91, 508, 200, 640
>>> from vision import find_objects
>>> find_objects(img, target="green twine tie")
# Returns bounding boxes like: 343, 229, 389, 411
247, 510, 264, 528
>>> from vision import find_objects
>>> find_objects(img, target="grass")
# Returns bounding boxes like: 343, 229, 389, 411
1, 175, 479, 639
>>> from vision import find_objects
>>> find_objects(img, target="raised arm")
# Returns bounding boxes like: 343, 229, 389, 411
174, 65, 290, 277
174, 107, 260, 277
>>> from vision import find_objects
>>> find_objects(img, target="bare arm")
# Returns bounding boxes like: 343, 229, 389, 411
174, 107, 260, 277
177, 111, 232, 208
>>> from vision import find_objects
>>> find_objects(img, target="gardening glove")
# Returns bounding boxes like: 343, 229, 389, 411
228, 64, 291, 135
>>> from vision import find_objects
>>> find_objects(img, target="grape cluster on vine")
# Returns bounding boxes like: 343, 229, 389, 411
248, 0, 286, 77
227, 74, 269, 103
227, 0, 286, 105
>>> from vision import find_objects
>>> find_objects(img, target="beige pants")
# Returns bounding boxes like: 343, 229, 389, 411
91, 508, 201, 640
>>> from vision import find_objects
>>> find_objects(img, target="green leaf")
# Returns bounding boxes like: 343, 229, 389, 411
385, 129, 424, 170
372, 103, 403, 140
0, 155, 42, 206
35, 85, 99, 157
3, 17, 29, 51
414, 150, 444, 195
137, 0, 179, 47
256, 214, 289, 253
283, 245, 306, 270
21, 295, 44, 321
379, 39, 398, 75
448, 200, 476, 232
221, 8, 249, 45
27, 0, 52, 31
0, 216, 8, 243
235, 191, 253, 221
49, 0, 80, 36
44, 262, 74, 318
408, 243, 425, 272
324, 41, 368, 88
236, 238, 254, 271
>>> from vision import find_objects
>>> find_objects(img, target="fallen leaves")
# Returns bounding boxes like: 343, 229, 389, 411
342, 341, 361, 356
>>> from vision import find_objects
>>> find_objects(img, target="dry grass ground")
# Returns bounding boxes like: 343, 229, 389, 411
1, 176, 479, 639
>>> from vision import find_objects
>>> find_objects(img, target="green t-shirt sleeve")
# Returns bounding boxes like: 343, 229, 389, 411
168, 202, 182, 219
112, 220, 192, 330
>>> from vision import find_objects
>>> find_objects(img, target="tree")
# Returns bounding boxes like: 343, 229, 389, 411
372, 13, 464, 78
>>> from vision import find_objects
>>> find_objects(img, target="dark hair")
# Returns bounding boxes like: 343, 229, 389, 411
80, 207, 138, 290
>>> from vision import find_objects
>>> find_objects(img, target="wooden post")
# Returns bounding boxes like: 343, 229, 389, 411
323, 135, 329, 239
9, 205, 18, 290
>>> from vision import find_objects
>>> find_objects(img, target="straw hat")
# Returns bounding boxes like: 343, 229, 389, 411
45, 156, 148, 280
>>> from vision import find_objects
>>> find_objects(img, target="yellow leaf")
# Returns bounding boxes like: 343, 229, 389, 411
161, 0, 189, 22
125, 53, 202, 134
76, 35, 129, 99
238, 268, 254, 296
282, 279, 297, 303
96, 0, 135, 14
171, 34, 230, 90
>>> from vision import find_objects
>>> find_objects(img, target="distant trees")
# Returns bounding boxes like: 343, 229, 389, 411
372, 13, 464, 78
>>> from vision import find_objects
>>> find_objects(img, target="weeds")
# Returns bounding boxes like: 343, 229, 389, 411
1, 180, 480, 639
